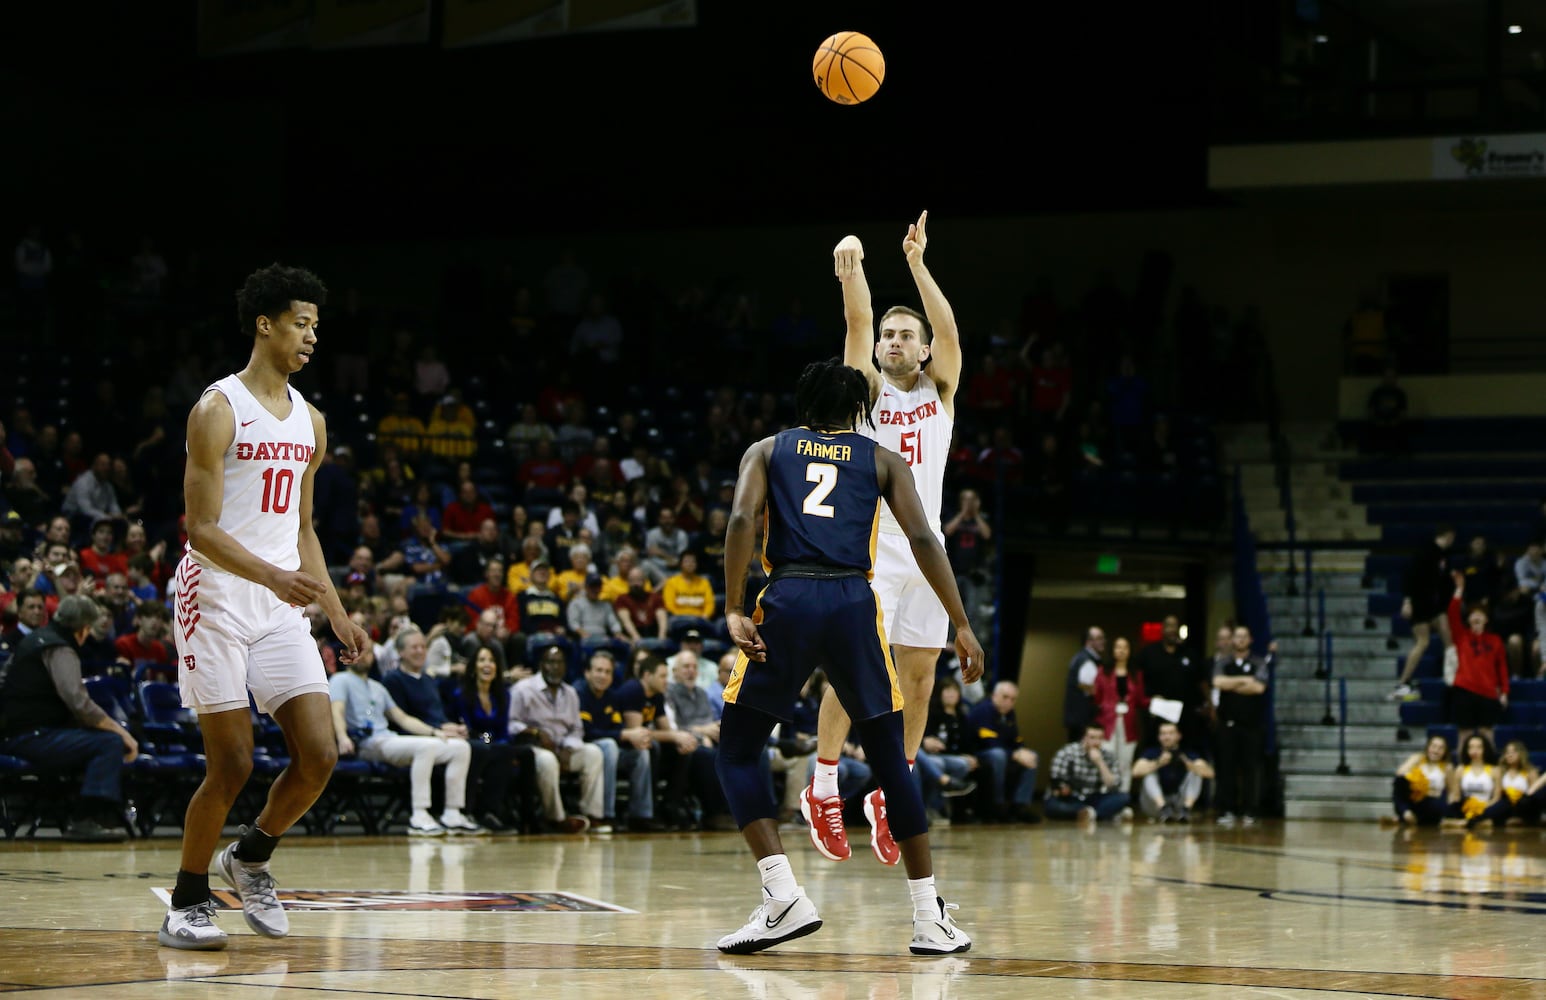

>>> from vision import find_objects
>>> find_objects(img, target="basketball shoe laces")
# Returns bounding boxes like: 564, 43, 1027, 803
816, 795, 846, 844
241, 866, 280, 910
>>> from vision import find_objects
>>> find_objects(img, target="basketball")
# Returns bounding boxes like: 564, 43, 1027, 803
813, 31, 885, 105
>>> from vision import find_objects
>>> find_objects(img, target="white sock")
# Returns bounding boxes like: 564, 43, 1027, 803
812, 759, 840, 800
757, 854, 799, 901
908, 875, 938, 917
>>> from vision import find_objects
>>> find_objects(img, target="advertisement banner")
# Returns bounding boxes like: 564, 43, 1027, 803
312, 0, 431, 49
197, 0, 310, 57
1432, 133, 1546, 180
568, 0, 695, 33
442, 0, 564, 48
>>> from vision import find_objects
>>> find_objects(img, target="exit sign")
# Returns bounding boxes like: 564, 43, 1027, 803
1096, 554, 1121, 575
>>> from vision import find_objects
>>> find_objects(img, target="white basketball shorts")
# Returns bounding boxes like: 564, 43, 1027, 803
170, 555, 328, 716
871, 531, 949, 650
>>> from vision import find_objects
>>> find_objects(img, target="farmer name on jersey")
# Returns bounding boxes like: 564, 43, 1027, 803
235, 441, 316, 463
877, 399, 940, 426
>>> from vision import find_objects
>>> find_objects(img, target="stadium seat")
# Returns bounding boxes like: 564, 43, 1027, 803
1398, 701, 1444, 726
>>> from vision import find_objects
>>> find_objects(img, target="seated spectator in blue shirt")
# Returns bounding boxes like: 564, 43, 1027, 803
377, 514, 450, 594
1045, 723, 1132, 824
964, 680, 1040, 823
1131, 720, 1213, 823
614, 654, 714, 830
575, 649, 661, 831
446, 643, 535, 831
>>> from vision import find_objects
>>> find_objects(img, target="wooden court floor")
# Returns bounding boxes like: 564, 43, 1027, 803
2, 820, 1545, 998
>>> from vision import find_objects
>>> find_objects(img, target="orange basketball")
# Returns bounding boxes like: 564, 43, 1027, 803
813, 31, 885, 105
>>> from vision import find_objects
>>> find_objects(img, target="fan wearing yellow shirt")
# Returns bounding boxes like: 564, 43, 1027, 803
599, 547, 647, 603
505, 537, 545, 595
662, 552, 716, 619
553, 543, 595, 603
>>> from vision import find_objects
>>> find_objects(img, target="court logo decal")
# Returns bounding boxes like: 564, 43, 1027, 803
152, 888, 634, 912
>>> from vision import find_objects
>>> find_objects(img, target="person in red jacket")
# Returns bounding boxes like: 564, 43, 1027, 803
1092, 636, 1148, 791
1448, 569, 1509, 750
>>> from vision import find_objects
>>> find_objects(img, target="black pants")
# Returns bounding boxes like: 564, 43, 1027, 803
466, 741, 532, 822
1214, 720, 1263, 817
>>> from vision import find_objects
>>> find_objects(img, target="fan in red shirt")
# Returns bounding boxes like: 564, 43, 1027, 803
1447, 569, 1510, 749
442, 480, 496, 542
466, 558, 522, 631
114, 601, 175, 681
518, 439, 570, 493
79, 518, 129, 587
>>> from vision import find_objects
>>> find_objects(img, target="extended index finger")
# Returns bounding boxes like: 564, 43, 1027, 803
915, 209, 928, 238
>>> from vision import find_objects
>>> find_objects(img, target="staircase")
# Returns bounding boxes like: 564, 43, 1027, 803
1222, 420, 1405, 820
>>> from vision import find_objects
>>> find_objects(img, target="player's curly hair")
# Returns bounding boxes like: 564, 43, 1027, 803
235, 263, 328, 337
796, 357, 874, 432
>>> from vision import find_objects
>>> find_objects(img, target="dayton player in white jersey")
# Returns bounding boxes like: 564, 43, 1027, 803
158, 264, 371, 952
800, 211, 972, 867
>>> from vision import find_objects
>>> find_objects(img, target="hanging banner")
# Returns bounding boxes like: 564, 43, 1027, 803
442, 0, 565, 48
197, 0, 310, 57
568, 0, 695, 32
312, 0, 431, 49
1432, 133, 1546, 180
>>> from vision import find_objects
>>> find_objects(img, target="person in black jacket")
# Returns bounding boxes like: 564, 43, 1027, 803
0, 594, 137, 841
1391, 525, 1456, 700
1063, 626, 1105, 742
913, 677, 979, 824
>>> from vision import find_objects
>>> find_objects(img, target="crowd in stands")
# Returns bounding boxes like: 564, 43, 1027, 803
1, 223, 1269, 837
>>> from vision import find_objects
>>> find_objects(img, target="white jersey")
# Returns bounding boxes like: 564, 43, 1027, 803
864, 371, 952, 537
189, 374, 316, 573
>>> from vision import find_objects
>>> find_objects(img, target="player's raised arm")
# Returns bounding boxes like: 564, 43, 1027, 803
903, 211, 962, 410
296, 404, 371, 662
876, 445, 983, 682
723, 437, 774, 661
183, 391, 325, 608
834, 234, 882, 399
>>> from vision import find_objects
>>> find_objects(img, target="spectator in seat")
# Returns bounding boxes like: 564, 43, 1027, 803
518, 560, 565, 639
1459, 534, 1502, 609
665, 649, 737, 830
553, 542, 595, 604
1064, 626, 1105, 743
450, 518, 506, 588
0, 595, 137, 842
1131, 721, 1213, 823
425, 391, 477, 461
568, 572, 631, 648
1212, 627, 1272, 827
1514, 541, 1546, 675
442, 481, 495, 544
644, 507, 690, 579
600, 546, 642, 602
518, 439, 569, 494
377, 515, 451, 596
544, 502, 585, 569
460, 606, 527, 684
78, 518, 127, 587
1093, 635, 1148, 790
466, 558, 522, 633
913, 676, 980, 826
1045, 723, 1131, 824
332, 633, 482, 834
99, 572, 137, 639
312, 445, 360, 564
547, 482, 602, 537
3, 588, 48, 645
504, 402, 554, 458
964, 680, 1040, 823
615, 654, 704, 829
1391, 525, 1457, 700
554, 400, 597, 465
943, 488, 991, 619
661, 551, 715, 625
376, 392, 427, 458
5, 458, 53, 527
504, 537, 547, 596
1389, 733, 1453, 827
61, 452, 122, 534
422, 605, 470, 679
113, 600, 173, 681
1447, 570, 1510, 751
615, 566, 668, 642
575, 650, 661, 832
508, 645, 604, 833
446, 644, 530, 831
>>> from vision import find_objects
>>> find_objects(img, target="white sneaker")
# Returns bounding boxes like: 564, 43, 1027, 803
716, 888, 822, 954
911, 896, 971, 955
1117, 806, 1134, 823
1387, 683, 1413, 701
1217, 812, 1237, 827
216, 838, 288, 937
158, 900, 228, 951
438, 809, 487, 836
408, 811, 446, 836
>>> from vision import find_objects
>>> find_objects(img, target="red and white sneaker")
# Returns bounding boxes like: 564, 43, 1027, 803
862, 788, 900, 866
798, 782, 851, 862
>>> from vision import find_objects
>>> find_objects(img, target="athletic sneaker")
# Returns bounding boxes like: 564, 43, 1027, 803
1216, 812, 1237, 827
716, 887, 822, 954
158, 900, 229, 951
910, 896, 971, 955
216, 836, 288, 938
408, 811, 446, 836
799, 783, 851, 862
862, 788, 900, 866
438, 810, 487, 836
1387, 683, 1413, 701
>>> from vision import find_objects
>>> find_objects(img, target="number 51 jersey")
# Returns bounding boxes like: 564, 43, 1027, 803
763, 428, 882, 578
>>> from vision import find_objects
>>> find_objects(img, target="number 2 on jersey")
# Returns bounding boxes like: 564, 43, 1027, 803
802, 463, 837, 518
900, 430, 922, 467
260, 467, 294, 514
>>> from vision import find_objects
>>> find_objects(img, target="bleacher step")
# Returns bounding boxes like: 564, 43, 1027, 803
1285, 774, 1392, 799
1278, 723, 1402, 751
1285, 799, 1390, 820
1277, 699, 1400, 725
1280, 748, 1405, 772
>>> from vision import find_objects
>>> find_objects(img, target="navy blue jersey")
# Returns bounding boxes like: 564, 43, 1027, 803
763, 428, 881, 577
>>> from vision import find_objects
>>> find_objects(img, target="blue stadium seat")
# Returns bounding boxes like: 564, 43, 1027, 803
1399, 701, 1443, 726
1512, 679, 1546, 704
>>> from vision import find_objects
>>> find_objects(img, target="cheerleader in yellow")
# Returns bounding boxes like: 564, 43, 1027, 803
1391, 734, 1452, 826
1443, 734, 1496, 829
1474, 740, 1538, 828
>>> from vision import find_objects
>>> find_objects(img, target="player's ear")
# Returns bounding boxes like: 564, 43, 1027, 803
255, 314, 270, 338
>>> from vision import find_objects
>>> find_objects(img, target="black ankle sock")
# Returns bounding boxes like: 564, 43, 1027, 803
171, 869, 210, 909
234, 825, 280, 864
